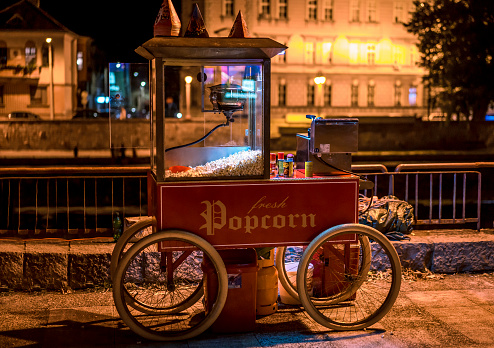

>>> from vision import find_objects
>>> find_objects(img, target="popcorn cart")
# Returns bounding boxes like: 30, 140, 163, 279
111, 6, 401, 342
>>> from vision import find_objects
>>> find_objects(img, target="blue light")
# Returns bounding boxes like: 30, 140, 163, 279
176, 112, 183, 119
96, 96, 107, 104
486, 115, 494, 121
242, 79, 255, 92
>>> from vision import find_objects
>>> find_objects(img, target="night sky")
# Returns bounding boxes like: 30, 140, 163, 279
39, 0, 181, 63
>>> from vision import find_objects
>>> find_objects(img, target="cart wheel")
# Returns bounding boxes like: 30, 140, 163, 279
112, 230, 228, 341
276, 235, 371, 305
297, 223, 401, 331
110, 216, 155, 281
110, 217, 205, 314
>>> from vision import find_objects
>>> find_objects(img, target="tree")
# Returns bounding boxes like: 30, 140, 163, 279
405, 0, 494, 122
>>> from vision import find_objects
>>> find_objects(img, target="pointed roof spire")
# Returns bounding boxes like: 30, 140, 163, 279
228, 10, 250, 38
184, 3, 209, 38
153, 0, 181, 37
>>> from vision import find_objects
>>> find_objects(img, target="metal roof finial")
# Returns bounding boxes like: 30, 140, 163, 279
184, 3, 209, 38
153, 0, 181, 37
228, 10, 250, 38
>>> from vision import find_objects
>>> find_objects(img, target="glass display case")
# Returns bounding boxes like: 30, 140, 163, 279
136, 37, 286, 182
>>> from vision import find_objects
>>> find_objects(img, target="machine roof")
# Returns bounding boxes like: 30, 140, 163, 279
135, 37, 287, 61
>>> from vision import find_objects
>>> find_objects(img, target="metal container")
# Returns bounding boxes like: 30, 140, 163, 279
296, 118, 358, 175
309, 118, 358, 155
208, 84, 246, 113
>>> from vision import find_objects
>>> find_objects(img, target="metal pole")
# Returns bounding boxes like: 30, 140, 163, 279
46, 38, 55, 120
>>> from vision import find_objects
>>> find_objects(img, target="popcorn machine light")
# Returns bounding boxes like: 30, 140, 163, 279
135, 37, 286, 182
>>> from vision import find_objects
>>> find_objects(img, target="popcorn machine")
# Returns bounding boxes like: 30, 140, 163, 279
135, 37, 286, 181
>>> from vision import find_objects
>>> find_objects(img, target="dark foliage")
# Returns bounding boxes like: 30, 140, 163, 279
405, 0, 494, 121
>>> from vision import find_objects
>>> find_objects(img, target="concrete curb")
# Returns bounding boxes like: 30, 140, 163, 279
1, 229, 493, 291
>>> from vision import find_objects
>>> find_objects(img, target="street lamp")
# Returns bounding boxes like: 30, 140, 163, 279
46, 38, 54, 120
314, 73, 326, 117
185, 75, 192, 119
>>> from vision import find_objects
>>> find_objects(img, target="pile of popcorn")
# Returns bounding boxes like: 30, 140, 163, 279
165, 149, 263, 178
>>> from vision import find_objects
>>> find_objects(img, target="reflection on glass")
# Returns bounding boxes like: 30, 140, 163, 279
109, 63, 150, 120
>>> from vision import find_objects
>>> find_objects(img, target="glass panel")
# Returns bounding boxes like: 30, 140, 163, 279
109, 63, 149, 120
163, 62, 265, 180
107, 62, 151, 169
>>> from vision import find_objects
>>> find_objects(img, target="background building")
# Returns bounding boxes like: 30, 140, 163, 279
0, 0, 94, 119
181, 0, 426, 136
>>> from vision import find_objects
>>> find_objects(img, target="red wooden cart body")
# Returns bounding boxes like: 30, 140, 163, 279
148, 171, 359, 249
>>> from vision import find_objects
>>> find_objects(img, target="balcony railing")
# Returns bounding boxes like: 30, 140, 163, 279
0, 64, 41, 79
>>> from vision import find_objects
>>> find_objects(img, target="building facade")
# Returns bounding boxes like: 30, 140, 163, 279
0, 0, 92, 119
182, 0, 426, 136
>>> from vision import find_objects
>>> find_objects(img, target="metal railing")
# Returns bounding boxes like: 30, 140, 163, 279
0, 167, 148, 239
0, 163, 488, 238
352, 163, 484, 230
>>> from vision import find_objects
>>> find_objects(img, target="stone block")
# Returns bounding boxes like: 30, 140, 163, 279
0, 244, 24, 289
393, 242, 434, 271
123, 252, 144, 283
69, 252, 111, 289
23, 252, 68, 290
431, 241, 494, 273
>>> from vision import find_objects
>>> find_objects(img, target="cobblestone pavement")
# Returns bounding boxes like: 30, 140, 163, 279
1, 272, 494, 347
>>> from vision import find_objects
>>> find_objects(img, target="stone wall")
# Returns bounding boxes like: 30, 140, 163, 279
1, 118, 494, 152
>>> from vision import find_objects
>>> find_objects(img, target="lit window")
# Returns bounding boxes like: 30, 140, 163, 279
368, 81, 375, 106
349, 43, 359, 64
307, 84, 315, 106
322, 42, 332, 64
395, 81, 402, 106
367, 44, 376, 65
77, 51, 83, 71
350, 0, 360, 22
279, 79, 286, 106
324, 84, 332, 106
41, 43, 50, 67
276, 50, 287, 64
305, 42, 314, 64
307, 0, 317, 20
260, 0, 270, 17
323, 0, 333, 21
0, 41, 6, 66
367, 0, 377, 22
224, 0, 234, 16
410, 45, 418, 66
279, 0, 287, 19
351, 80, 359, 106
30, 85, 47, 105
25, 41, 36, 66
409, 86, 417, 106
393, 45, 405, 65
393, 1, 405, 23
